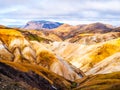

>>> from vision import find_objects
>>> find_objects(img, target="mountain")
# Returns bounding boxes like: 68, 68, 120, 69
53, 22, 114, 40
0, 28, 84, 89
77, 22, 114, 33
48, 38, 120, 75
0, 29, 83, 81
0, 23, 120, 90
23, 20, 63, 30
66, 32, 120, 44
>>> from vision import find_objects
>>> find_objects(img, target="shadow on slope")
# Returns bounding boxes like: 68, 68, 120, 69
0, 60, 74, 90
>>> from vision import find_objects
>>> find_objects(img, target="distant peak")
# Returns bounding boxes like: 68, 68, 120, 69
23, 20, 63, 30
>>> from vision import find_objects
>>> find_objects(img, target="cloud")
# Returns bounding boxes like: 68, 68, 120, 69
0, 0, 120, 25
84, 0, 120, 11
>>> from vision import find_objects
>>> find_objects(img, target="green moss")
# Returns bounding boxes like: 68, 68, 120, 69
71, 82, 77, 88
19, 30, 52, 43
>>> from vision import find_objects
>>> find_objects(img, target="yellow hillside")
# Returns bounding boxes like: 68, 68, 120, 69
0, 29, 22, 36
78, 38, 120, 72
78, 33, 93, 36
0, 29, 23, 45
90, 38, 120, 64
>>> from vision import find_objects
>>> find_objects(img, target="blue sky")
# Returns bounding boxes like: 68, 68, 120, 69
0, 0, 120, 26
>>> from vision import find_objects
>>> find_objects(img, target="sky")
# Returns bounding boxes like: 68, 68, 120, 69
0, 0, 120, 26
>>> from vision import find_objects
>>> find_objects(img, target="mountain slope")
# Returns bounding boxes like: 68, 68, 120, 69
0, 28, 82, 81
74, 71, 120, 90
47, 38, 120, 74
1, 60, 120, 90
86, 52, 120, 75
0, 60, 73, 90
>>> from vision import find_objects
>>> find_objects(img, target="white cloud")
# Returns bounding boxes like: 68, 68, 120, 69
84, 0, 120, 11
0, 0, 120, 25
0, 18, 28, 25
81, 11, 100, 18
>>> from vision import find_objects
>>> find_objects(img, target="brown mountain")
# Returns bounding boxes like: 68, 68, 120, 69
67, 32, 120, 44
52, 22, 114, 40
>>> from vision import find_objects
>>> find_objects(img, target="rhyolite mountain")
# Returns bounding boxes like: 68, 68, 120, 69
23, 20, 63, 30
52, 22, 114, 40
0, 24, 120, 90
